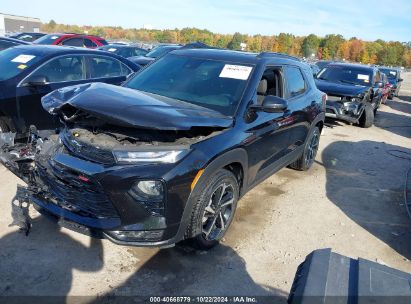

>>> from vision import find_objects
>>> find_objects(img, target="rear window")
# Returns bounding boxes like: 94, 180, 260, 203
0, 48, 42, 81
33, 34, 63, 45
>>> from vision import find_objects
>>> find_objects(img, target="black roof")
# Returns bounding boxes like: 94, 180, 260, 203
170, 48, 304, 66
327, 62, 376, 71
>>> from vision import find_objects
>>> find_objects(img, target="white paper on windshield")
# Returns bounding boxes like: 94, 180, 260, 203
219, 64, 252, 80
357, 74, 369, 81
51, 36, 59, 39
108, 48, 117, 52
389, 71, 396, 75
11, 55, 36, 64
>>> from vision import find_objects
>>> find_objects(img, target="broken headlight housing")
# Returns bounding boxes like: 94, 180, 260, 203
113, 149, 188, 164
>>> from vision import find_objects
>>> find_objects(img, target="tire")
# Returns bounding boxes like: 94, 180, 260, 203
0, 117, 9, 133
289, 126, 320, 171
358, 104, 374, 128
185, 169, 239, 250
388, 94, 394, 100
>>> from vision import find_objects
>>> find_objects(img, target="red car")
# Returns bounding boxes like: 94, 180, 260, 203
380, 73, 392, 104
33, 33, 108, 48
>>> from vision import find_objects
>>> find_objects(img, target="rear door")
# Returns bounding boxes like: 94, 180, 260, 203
282, 65, 314, 151
16, 55, 89, 132
85, 55, 133, 85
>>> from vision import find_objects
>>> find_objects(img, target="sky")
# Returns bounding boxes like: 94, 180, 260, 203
2, 0, 411, 41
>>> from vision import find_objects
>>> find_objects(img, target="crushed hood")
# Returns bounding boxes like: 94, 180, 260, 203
315, 79, 368, 97
41, 83, 233, 131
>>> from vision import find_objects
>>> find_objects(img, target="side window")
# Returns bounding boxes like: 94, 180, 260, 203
61, 38, 84, 47
89, 56, 132, 78
256, 67, 283, 104
284, 66, 306, 98
27, 56, 86, 83
84, 39, 97, 48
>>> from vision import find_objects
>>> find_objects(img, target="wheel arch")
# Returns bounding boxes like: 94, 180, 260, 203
175, 148, 249, 242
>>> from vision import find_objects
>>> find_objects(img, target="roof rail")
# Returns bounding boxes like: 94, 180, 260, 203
257, 52, 301, 61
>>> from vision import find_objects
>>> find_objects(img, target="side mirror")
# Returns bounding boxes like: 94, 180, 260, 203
250, 95, 288, 113
23, 75, 49, 87
398, 78, 403, 82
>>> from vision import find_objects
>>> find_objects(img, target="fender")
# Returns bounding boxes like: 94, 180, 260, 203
171, 148, 249, 242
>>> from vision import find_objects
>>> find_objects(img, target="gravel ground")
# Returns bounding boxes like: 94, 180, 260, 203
0, 73, 411, 302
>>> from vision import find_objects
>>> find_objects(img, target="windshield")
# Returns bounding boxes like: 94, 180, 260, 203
146, 46, 178, 58
317, 65, 373, 86
0, 48, 42, 81
125, 54, 252, 116
33, 34, 63, 45
379, 68, 397, 79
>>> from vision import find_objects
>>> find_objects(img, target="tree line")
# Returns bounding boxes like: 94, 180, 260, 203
42, 20, 411, 67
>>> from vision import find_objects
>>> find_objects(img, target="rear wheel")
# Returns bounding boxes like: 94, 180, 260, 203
289, 126, 320, 171
185, 169, 239, 250
358, 104, 374, 128
0, 117, 9, 133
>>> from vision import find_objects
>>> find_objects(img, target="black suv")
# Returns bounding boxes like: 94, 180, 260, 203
315, 63, 384, 128
1, 49, 325, 249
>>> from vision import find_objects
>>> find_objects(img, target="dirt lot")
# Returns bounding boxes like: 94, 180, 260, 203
1, 73, 411, 302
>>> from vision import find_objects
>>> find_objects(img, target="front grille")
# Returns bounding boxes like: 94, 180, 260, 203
61, 131, 115, 165
36, 159, 119, 219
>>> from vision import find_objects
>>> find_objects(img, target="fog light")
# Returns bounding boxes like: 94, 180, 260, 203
132, 180, 164, 200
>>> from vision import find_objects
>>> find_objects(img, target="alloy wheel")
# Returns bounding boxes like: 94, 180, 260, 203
202, 182, 235, 241
304, 130, 320, 167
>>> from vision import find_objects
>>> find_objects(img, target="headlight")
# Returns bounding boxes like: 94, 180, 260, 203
113, 149, 188, 164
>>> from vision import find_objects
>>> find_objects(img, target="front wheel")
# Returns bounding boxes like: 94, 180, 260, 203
185, 169, 239, 250
289, 126, 320, 171
358, 104, 374, 128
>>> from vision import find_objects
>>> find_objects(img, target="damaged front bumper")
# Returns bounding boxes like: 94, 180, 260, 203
0, 132, 190, 248
325, 99, 365, 124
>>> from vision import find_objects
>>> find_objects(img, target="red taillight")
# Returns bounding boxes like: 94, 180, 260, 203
78, 175, 90, 182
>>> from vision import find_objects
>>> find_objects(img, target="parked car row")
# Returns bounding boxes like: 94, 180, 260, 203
313, 61, 402, 127
0, 47, 326, 250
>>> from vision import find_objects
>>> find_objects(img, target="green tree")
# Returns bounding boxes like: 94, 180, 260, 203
302, 34, 320, 58
322, 34, 345, 59
227, 32, 244, 50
